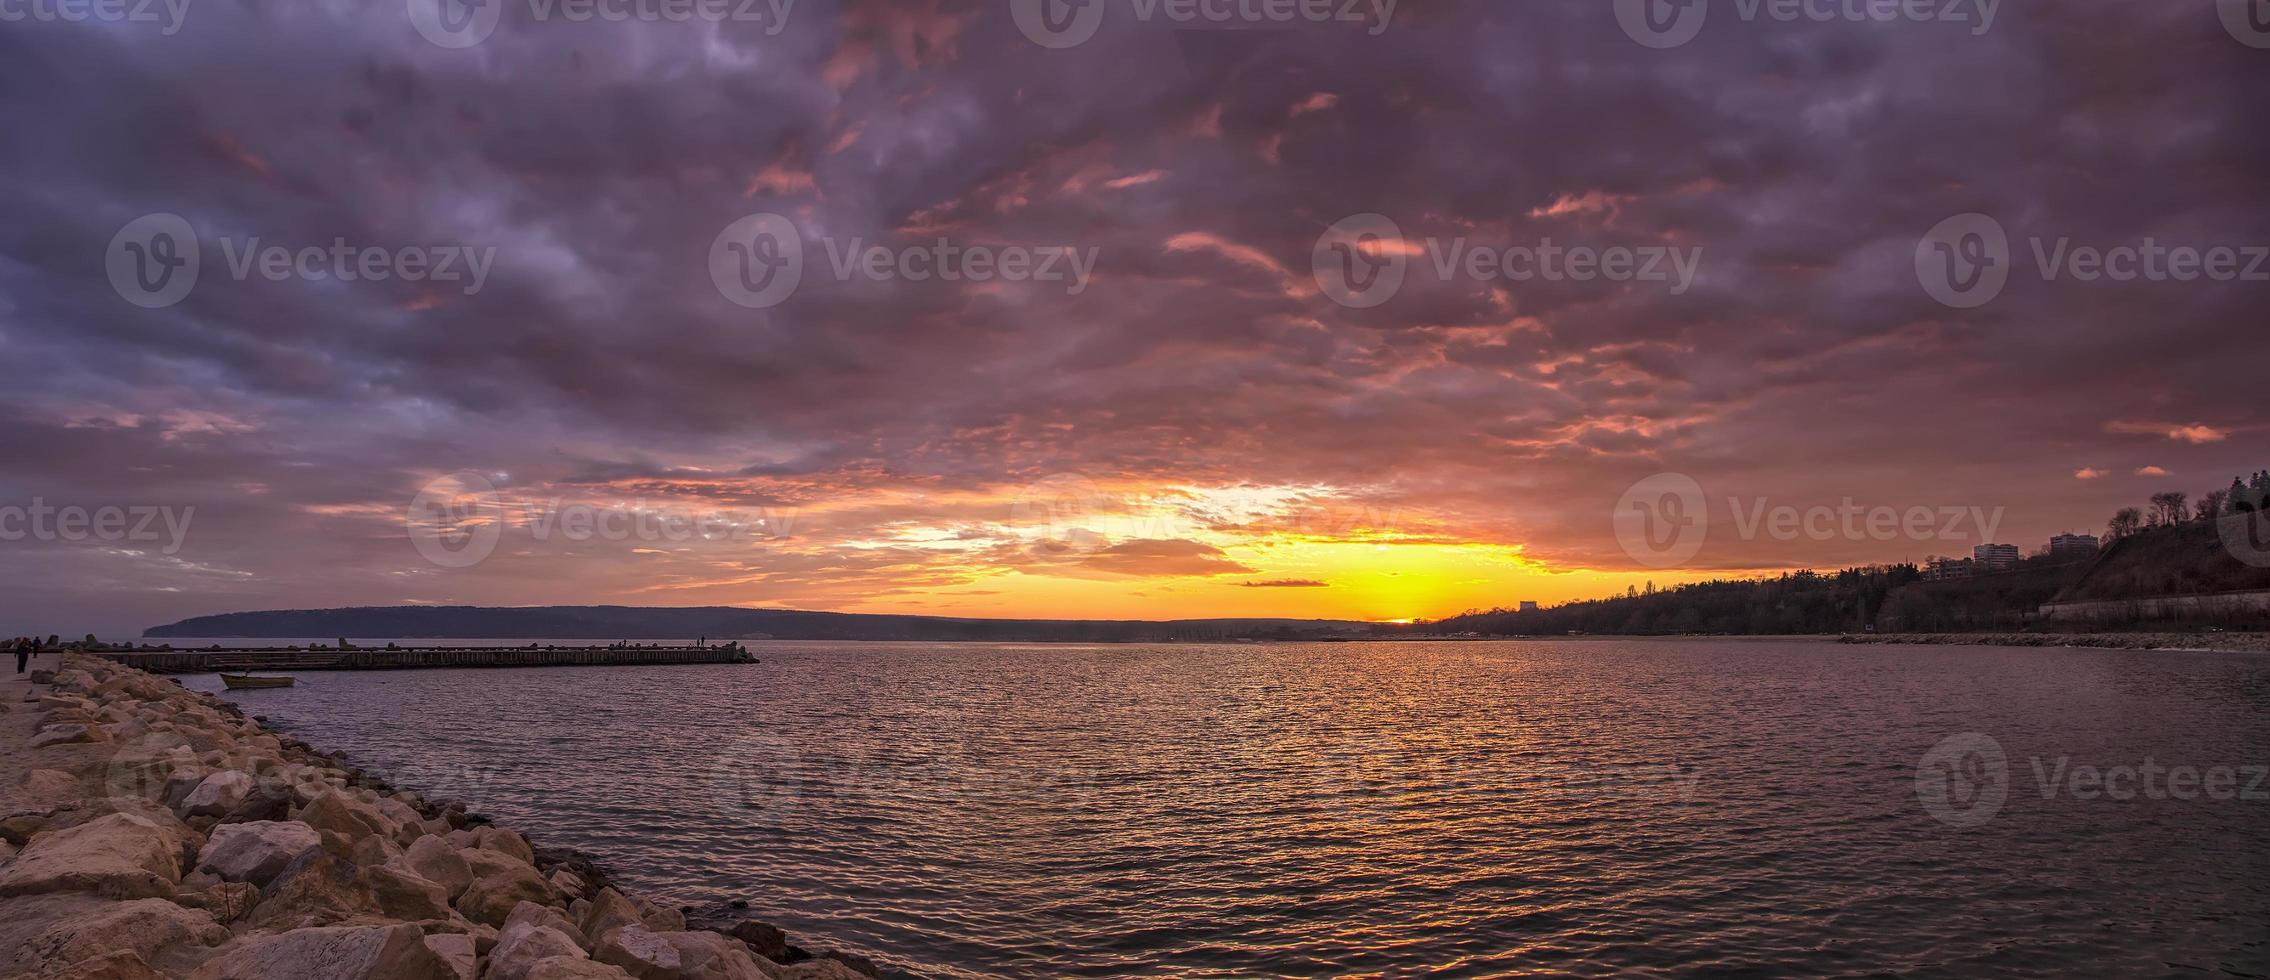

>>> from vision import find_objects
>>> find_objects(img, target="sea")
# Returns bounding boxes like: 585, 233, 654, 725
184, 638, 2270, 978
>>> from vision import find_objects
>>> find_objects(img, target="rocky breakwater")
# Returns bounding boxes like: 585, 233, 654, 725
2, 654, 879, 980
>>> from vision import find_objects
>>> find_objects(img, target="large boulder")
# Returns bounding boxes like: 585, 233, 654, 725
629, 894, 686, 933
179, 771, 254, 819
516, 960, 638, 979
220, 780, 297, 824
0, 894, 229, 977
176, 879, 263, 923
578, 888, 647, 943
424, 933, 478, 980
197, 820, 323, 887
458, 848, 562, 926
379, 798, 431, 845
486, 921, 590, 980
506, 900, 591, 949
297, 790, 396, 841
39, 949, 167, 980
776, 963, 869, 980
593, 926, 684, 979
716, 921, 789, 963
403, 835, 475, 899
30, 723, 107, 748
0, 812, 186, 899
187, 923, 456, 980
362, 862, 456, 921
663, 931, 779, 980
598, 927, 779, 980
18, 768, 82, 802
248, 849, 382, 930
473, 825, 538, 865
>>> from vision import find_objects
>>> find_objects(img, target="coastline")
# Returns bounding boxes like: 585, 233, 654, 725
1836, 632, 2270, 653
2, 653, 880, 980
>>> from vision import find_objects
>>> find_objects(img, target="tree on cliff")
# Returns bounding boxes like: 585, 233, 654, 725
2197, 490, 2230, 521
2149, 492, 2189, 527
2107, 507, 2143, 540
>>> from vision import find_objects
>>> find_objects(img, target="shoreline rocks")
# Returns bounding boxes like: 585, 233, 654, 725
3, 654, 884, 980
1838, 631, 2270, 652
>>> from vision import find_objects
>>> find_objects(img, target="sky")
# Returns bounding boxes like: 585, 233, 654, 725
0, 0, 2265, 636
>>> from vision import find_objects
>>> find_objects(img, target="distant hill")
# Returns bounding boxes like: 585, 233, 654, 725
2057, 514, 2270, 602
1423, 512, 2270, 636
144, 605, 1383, 643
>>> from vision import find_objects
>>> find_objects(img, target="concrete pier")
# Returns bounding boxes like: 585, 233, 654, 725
90, 644, 756, 674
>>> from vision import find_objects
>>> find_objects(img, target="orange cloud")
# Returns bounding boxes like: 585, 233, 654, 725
2105, 420, 2228, 444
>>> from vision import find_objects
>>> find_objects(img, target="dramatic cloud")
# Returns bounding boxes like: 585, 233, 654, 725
0, 1, 2263, 633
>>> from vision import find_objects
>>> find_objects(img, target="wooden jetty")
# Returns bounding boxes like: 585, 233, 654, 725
93, 643, 756, 675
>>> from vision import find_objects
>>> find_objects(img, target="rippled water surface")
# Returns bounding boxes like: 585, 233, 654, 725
191, 639, 2270, 978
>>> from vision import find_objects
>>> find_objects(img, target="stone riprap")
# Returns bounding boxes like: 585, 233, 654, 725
1, 654, 879, 980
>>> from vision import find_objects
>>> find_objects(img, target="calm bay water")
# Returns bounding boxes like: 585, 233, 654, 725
189, 639, 2270, 978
